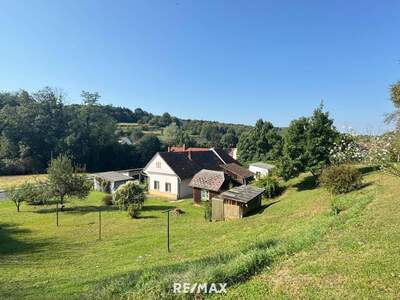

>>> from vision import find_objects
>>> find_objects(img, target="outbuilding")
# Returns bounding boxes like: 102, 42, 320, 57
249, 162, 275, 178
93, 171, 133, 193
212, 185, 265, 221
189, 169, 229, 204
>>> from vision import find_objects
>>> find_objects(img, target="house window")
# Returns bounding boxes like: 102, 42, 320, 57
154, 181, 160, 190
256, 171, 261, 178
156, 161, 161, 168
201, 189, 209, 201
165, 182, 171, 192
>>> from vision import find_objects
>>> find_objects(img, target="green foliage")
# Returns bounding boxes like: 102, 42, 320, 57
136, 135, 162, 165
102, 194, 113, 206
237, 119, 282, 162
204, 201, 212, 221
319, 165, 362, 195
254, 175, 283, 198
6, 185, 26, 212
127, 203, 141, 218
0, 88, 149, 175
129, 128, 144, 143
278, 105, 338, 180
96, 177, 111, 193
113, 181, 145, 211
47, 155, 91, 208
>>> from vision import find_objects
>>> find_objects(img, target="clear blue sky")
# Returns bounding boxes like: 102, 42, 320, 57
1, 0, 399, 133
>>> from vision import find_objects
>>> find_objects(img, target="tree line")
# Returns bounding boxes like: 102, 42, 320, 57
0, 88, 161, 175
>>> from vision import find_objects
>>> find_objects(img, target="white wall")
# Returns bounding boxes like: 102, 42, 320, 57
249, 165, 269, 178
148, 173, 179, 195
144, 153, 180, 197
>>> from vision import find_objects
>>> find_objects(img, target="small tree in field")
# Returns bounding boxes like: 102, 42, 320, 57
47, 155, 91, 210
7, 186, 25, 212
113, 181, 145, 216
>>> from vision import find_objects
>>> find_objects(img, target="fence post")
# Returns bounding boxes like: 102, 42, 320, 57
56, 203, 59, 227
98, 208, 102, 241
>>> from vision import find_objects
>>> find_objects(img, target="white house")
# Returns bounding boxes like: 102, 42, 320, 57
249, 162, 275, 178
143, 149, 239, 199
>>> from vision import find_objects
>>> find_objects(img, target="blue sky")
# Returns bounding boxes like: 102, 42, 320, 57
0, 0, 399, 132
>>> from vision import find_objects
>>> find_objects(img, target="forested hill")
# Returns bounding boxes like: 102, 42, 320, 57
0, 88, 263, 176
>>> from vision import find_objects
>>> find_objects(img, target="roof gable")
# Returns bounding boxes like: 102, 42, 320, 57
143, 153, 177, 176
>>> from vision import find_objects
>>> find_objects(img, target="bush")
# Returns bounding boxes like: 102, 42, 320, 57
127, 203, 141, 218
319, 165, 362, 195
102, 194, 113, 206
113, 181, 145, 211
254, 176, 283, 198
204, 201, 212, 221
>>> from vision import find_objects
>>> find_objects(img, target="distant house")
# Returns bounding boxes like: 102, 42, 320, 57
93, 171, 133, 193
189, 170, 229, 204
212, 185, 265, 221
143, 149, 245, 199
118, 136, 133, 145
249, 162, 275, 178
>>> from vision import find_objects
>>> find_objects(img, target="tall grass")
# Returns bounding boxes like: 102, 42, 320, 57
90, 186, 379, 300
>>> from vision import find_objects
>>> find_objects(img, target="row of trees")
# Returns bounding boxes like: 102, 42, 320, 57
237, 104, 339, 181
0, 88, 162, 175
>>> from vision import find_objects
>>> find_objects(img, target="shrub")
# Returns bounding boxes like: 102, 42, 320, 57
319, 165, 362, 195
204, 201, 212, 221
254, 176, 283, 198
127, 203, 141, 219
113, 181, 145, 211
102, 194, 113, 206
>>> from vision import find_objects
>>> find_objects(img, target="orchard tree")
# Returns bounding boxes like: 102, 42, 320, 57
47, 155, 91, 210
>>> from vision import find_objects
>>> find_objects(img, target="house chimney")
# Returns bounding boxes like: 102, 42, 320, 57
168, 146, 171, 152
188, 150, 192, 160
183, 144, 186, 151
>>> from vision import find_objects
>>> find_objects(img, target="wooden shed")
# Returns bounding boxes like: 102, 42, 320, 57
212, 185, 265, 221
189, 169, 228, 204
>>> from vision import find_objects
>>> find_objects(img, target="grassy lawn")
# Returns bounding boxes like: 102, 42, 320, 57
0, 174, 48, 190
222, 173, 400, 299
1, 170, 397, 299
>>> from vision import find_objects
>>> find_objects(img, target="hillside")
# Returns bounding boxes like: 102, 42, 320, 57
1, 168, 398, 299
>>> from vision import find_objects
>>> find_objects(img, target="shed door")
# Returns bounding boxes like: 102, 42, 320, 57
224, 199, 240, 220
212, 198, 224, 221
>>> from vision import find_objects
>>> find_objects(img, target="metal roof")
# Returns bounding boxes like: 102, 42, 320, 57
220, 185, 265, 203
249, 162, 275, 170
94, 171, 133, 182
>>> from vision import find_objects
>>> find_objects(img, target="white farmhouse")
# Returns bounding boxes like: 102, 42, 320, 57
143, 149, 239, 199
249, 162, 275, 178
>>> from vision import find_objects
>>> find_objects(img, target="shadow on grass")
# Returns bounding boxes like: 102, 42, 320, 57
0, 223, 48, 255
293, 175, 317, 191
358, 165, 380, 175
34, 205, 119, 214
142, 205, 176, 212
246, 200, 280, 217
